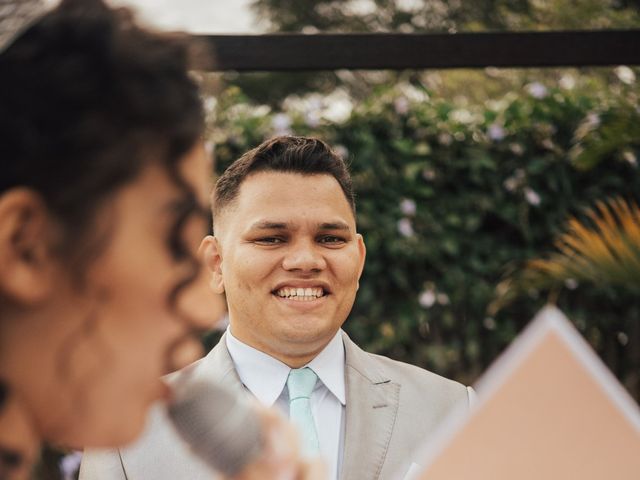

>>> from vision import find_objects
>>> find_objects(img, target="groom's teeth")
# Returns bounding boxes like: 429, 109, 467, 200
275, 287, 324, 300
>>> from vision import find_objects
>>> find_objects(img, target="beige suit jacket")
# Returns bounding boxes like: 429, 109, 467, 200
80, 330, 473, 480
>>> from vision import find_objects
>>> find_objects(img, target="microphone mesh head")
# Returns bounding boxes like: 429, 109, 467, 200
168, 381, 263, 477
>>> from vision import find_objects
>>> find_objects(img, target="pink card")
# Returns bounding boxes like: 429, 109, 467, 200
413, 306, 640, 480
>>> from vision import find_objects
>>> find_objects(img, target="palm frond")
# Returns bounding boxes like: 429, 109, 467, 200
537, 198, 640, 288
489, 197, 640, 315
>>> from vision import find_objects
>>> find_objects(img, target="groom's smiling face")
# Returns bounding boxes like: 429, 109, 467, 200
210, 170, 366, 366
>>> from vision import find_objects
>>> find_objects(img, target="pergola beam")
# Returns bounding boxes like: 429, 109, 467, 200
197, 30, 640, 71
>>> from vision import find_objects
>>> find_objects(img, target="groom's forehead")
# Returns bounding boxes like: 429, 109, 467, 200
219, 170, 341, 208
214, 172, 355, 233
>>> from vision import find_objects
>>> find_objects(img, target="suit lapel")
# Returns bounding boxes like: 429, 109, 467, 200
163, 332, 251, 408
120, 335, 247, 480
339, 332, 400, 480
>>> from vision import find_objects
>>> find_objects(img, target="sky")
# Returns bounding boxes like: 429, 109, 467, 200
108, 0, 259, 33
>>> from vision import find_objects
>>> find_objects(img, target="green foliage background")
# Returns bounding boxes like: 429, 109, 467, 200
207, 71, 640, 401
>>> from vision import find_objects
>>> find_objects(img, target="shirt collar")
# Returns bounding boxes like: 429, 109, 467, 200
225, 328, 290, 407
225, 328, 346, 406
307, 330, 346, 405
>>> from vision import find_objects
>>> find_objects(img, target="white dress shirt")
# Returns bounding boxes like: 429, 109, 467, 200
225, 329, 346, 480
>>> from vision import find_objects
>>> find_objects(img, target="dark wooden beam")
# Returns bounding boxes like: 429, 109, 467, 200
196, 30, 640, 71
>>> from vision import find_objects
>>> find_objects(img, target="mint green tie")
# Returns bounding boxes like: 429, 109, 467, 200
287, 367, 319, 456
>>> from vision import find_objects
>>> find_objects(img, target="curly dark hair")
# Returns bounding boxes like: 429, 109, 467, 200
213, 135, 356, 225
0, 0, 206, 271
0, 2, 212, 473
0, 0, 211, 456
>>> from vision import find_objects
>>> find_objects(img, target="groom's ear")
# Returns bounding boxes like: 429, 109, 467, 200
200, 235, 225, 294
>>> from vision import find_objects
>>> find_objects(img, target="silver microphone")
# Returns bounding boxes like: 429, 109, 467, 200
168, 381, 264, 477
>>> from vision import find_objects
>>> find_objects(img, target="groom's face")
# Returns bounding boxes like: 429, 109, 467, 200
210, 170, 366, 364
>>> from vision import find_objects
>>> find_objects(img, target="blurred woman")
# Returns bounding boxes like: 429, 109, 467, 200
0, 0, 222, 477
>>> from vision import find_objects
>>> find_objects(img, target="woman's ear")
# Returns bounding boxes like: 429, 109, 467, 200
0, 189, 58, 304
199, 235, 225, 294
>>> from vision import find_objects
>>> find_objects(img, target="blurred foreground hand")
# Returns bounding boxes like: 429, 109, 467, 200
230, 408, 327, 480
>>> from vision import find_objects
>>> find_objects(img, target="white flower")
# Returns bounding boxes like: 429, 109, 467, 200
486, 98, 509, 112
526, 82, 548, 99
622, 150, 637, 167
394, 96, 410, 115
400, 198, 417, 216
227, 103, 258, 120
450, 109, 474, 124
304, 111, 321, 128
483, 317, 497, 330
524, 187, 541, 206
585, 112, 601, 129
422, 168, 436, 181
419, 289, 436, 308
306, 96, 323, 112
348, 0, 378, 16
305, 96, 323, 123
615, 66, 636, 85
415, 142, 430, 155
564, 278, 579, 290
397, 218, 414, 238
323, 96, 353, 123
575, 112, 602, 141
396, 82, 429, 103
282, 90, 354, 127
252, 105, 271, 118
542, 138, 555, 151
271, 113, 292, 135
503, 177, 518, 192
436, 293, 450, 305
396, 0, 423, 12
454, 131, 466, 142
282, 94, 305, 111
617, 332, 629, 346
334, 144, 349, 160
488, 123, 506, 141
203, 97, 217, 112
503, 169, 524, 192
438, 132, 452, 146
559, 74, 576, 90
509, 142, 525, 156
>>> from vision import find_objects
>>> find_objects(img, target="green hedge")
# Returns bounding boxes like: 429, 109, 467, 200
208, 76, 640, 400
